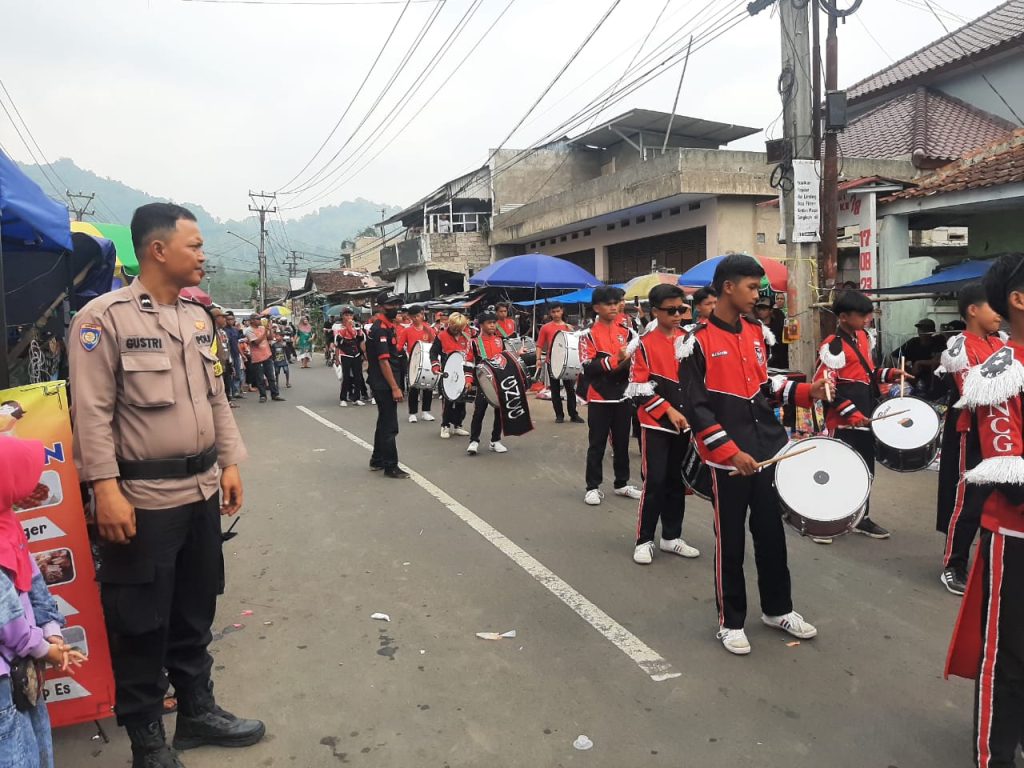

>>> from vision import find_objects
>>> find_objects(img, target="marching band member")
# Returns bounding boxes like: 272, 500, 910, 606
692, 286, 717, 323
432, 310, 448, 334
680, 254, 829, 656
945, 253, 1024, 768
430, 312, 474, 440
815, 290, 911, 543
336, 308, 367, 407
399, 305, 437, 424
936, 282, 1005, 596
535, 302, 584, 424
579, 286, 641, 506
628, 284, 699, 565
466, 311, 508, 455
495, 302, 517, 339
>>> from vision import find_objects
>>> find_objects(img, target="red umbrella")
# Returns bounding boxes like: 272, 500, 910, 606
180, 286, 213, 306
678, 255, 788, 292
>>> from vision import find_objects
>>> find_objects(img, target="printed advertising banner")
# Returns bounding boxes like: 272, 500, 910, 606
0, 381, 115, 726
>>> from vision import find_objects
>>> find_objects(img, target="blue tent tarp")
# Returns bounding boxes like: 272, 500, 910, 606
0, 150, 72, 252
514, 284, 626, 307
870, 259, 994, 295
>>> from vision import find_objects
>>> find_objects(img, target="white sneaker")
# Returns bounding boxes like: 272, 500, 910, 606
440, 426, 451, 439
583, 489, 604, 506
453, 426, 470, 436
339, 400, 348, 407
659, 538, 700, 558
421, 412, 436, 422
633, 541, 655, 564
613, 485, 642, 500
761, 611, 818, 639
489, 441, 508, 453
717, 627, 751, 655
409, 414, 418, 423
467, 441, 479, 455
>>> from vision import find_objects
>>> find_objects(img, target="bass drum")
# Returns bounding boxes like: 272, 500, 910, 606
407, 340, 438, 390
475, 352, 533, 436
506, 336, 537, 370
775, 437, 871, 539
549, 330, 583, 380
441, 351, 473, 403
871, 396, 940, 472
681, 437, 713, 501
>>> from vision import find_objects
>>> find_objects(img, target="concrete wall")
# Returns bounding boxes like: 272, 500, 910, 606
715, 197, 786, 260
349, 235, 381, 273
968, 210, 1024, 257
490, 144, 602, 214
425, 232, 491, 277
937, 50, 1024, 126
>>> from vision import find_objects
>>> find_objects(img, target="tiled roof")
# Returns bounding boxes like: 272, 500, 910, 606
308, 269, 384, 294
886, 128, 1024, 200
848, 0, 1024, 104
840, 87, 1016, 166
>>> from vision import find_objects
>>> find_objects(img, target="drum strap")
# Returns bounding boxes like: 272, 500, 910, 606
839, 329, 880, 399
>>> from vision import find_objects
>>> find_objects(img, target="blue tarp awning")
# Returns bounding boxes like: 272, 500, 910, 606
0, 150, 72, 252
514, 284, 626, 307
871, 260, 994, 295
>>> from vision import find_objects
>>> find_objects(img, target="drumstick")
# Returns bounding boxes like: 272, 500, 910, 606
728, 445, 817, 476
823, 376, 832, 402
865, 408, 910, 424
899, 354, 906, 397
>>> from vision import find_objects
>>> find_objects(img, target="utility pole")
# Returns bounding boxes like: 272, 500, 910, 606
66, 191, 95, 221
204, 264, 218, 300
248, 191, 277, 310
776, 0, 819, 375
286, 250, 301, 279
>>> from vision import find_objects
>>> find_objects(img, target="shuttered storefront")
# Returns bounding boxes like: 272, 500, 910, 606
607, 227, 706, 283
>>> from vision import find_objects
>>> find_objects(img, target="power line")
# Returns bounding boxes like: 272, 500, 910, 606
854, 13, 893, 62
281, 0, 515, 211
0, 80, 70, 203
281, 0, 448, 195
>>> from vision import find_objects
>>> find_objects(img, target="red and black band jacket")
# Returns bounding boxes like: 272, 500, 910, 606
815, 328, 901, 431
680, 314, 811, 468
628, 327, 685, 432
335, 323, 365, 358
429, 329, 475, 385
579, 322, 636, 403
941, 330, 1006, 433
497, 317, 517, 339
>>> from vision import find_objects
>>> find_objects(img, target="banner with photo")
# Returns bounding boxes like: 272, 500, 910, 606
1, 381, 115, 726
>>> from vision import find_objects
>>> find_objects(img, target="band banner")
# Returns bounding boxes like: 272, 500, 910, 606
481, 352, 533, 436
0, 381, 115, 726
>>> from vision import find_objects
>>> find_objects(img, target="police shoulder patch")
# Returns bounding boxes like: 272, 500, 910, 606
79, 322, 103, 351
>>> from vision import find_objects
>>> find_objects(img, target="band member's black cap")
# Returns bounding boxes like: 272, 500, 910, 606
375, 291, 404, 306
477, 311, 498, 323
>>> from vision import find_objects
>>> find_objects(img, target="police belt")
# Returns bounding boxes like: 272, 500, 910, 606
117, 446, 218, 481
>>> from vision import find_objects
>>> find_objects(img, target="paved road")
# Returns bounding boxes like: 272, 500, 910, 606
56, 363, 972, 767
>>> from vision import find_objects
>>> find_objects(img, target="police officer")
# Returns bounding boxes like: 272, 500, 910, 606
69, 203, 264, 768
366, 292, 410, 479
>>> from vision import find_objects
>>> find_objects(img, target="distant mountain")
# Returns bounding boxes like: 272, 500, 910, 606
16, 158, 400, 278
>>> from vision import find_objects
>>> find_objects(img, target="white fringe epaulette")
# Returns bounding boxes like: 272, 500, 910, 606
624, 381, 656, 398
940, 333, 969, 374
761, 321, 776, 348
955, 347, 1024, 408
867, 327, 877, 351
625, 330, 642, 357
769, 374, 788, 394
999, 331, 1010, 343
819, 342, 846, 370
675, 333, 697, 360
964, 456, 1024, 486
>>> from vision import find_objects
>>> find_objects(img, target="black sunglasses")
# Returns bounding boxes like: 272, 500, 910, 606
654, 305, 690, 315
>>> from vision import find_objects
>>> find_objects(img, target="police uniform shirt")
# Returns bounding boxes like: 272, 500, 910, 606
69, 279, 247, 511
365, 314, 399, 390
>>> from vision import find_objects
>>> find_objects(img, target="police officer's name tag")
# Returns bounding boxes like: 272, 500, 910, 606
124, 337, 163, 350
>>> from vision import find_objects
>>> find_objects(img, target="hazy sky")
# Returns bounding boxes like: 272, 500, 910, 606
0, 0, 1002, 221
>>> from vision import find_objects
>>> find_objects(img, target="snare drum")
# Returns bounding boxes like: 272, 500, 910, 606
407, 341, 439, 391
549, 330, 583, 380
775, 437, 871, 539
506, 336, 537, 370
441, 351, 472, 403
681, 437, 712, 500
871, 396, 940, 472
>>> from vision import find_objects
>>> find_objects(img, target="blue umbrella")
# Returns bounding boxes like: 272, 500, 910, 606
677, 254, 788, 291
469, 253, 602, 289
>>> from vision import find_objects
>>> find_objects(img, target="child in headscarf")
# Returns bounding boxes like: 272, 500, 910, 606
0, 436, 87, 768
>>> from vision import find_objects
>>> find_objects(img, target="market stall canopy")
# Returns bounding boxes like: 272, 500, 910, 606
0, 150, 72, 252
469, 254, 602, 290
70, 221, 137, 276
514, 284, 627, 307
622, 273, 680, 301
677, 254, 788, 292
870, 259, 993, 295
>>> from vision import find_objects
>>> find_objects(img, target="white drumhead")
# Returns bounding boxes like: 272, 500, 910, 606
477, 364, 499, 406
775, 437, 871, 522
550, 331, 569, 377
871, 396, 940, 450
442, 352, 466, 400
409, 340, 427, 373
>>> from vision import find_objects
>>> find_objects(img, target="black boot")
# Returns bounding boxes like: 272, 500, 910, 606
127, 721, 185, 768
172, 679, 265, 750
